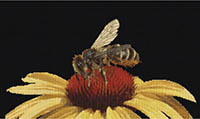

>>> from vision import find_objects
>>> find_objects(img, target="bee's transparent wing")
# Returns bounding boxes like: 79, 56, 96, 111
91, 19, 120, 49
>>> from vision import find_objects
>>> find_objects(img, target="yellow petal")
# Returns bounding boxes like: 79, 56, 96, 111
37, 105, 66, 119
140, 93, 183, 119
92, 110, 104, 119
133, 76, 144, 86
135, 80, 196, 102
6, 95, 62, 119
106, 106, 121, 119
64, 111, 81, 119
88, 111, 96, 119
75, 108, 93, 119
46, 106, 81, 119
5, 96, 43, 119
22, 72, 68, 89
122, 107, 141, 119
155, 95, 192, 119
113, 107, 127, 119
7, 84, 66, 96
115, 106, 141, 119
124, 94, 169, 119
40, 104, 82, 119
41, 98, 72, 118
19, 97, 66, 119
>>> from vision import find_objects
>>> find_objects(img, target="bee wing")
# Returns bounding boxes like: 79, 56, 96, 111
91, 19, 120, 49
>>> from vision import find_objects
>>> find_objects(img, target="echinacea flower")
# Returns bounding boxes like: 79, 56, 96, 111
6, 66, 196, 119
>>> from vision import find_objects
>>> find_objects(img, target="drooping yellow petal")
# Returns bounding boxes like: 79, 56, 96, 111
75, 108, 94, 119
64, 110, 81, 119
123, 107, 141, 119
53, 106, 82, 119
106, 106, 122, 119
151, 94, 193, 119
46, 106, 81, 119
88, 111, 96, 119
7, 84, 66, 96
92, 110, 104, 119
124, 94, 169, 119
37, 97, 72, 118
36, 105, 65, 119
115, 106, 141, 119
114, 107, 127, 119
165, 96, 192, 119
5, 96, 42, 119
6, 95, 62, 119
22, 72, 68, 89
135, 80, 196, 102
140, 93, 183, 119
19, 97, 67, 119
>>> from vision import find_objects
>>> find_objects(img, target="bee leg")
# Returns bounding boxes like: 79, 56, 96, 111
76, 70, 90, 87
86, 76, 91, 87
79, 71, 91, 87
107, 58, 111, 66
86, 67, 93, 87
99, 68, 107, 87
103, 57, 111, 66
80, 73, 90, 87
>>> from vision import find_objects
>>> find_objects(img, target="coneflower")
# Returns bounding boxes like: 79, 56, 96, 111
6, 65, 196, 119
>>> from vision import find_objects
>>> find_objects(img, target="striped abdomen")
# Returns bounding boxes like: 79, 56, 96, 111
107, 44, 140, 67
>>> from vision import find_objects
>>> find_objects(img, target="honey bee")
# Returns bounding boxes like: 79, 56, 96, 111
72, 19, 140, 86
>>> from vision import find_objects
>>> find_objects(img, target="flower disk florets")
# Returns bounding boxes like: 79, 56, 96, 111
67, 66, 134, 112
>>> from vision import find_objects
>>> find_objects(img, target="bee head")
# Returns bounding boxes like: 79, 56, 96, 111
72, 55, 87, 73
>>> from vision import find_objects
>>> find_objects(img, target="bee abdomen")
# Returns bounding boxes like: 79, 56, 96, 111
117, 48, 135, 60
128, 48, 139, 61
111, 47, 140, 67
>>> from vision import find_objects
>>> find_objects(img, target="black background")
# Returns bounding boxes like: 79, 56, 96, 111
0, 2, 199, 117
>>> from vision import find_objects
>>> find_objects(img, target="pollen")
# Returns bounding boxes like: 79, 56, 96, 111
66, 66, 134, 112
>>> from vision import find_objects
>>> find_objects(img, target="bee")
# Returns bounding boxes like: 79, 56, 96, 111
72, 19, 140, 86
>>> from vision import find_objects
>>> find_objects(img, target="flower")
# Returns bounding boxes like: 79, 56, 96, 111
6, 66, 196, 119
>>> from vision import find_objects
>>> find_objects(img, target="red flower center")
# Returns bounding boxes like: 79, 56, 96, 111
66, 66, 134, 112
